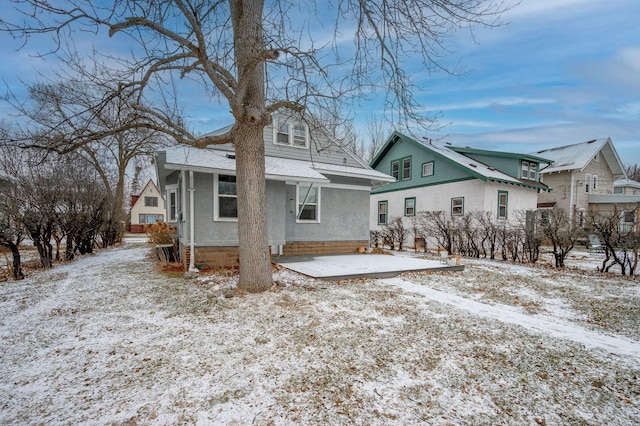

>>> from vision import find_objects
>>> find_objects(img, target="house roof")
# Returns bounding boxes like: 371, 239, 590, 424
614, 178, 640, 190
534, 138, 626, 177
158, 145, 395, 185
130, 180, 162, 210
371, 131, 549, 191
588, 194, 640, 204
447, 146, 553, 165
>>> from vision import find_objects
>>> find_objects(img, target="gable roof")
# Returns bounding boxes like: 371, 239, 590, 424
371, 131, 549, 191
534, 138, 626, 177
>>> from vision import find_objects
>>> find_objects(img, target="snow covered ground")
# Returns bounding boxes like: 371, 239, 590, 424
0, 240, 638, 425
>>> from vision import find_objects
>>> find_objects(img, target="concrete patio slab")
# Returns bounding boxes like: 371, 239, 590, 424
274, 253, 464, 280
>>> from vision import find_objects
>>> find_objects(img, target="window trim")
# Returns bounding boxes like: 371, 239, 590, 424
451, 197, 464, 216
296, 183, 321, 223
422, 161, 434, 177
402, 157, 412, 180
139, 213, 163, 224
144, 196, 158, 207
404, 197, 416, 217
273, 119, 309, 148
391, 160, 399, 180
497, 190, 508, 219
585, 173, 591, 193
378, 200, 388, 225
166, 185, 178, 222
521, 160, 537, 180
214, 174, 238, 222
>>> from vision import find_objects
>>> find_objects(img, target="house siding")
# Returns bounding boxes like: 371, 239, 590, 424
371, 140, 471, 194
370, 179, 538, 231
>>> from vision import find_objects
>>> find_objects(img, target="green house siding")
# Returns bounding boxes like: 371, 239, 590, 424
371, 134, 476, 194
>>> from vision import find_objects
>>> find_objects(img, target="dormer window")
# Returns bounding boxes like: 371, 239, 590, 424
521, 161, 537, 180
274, 120, 309, 148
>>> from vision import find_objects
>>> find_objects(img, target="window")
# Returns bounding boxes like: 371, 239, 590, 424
378, 201, 388, 225
404, 197, 416, 216
498, 191, 508, 219
451, 197, 464, 216
139, 214, 163, 224
521, 161, 537, 180
402, 157, 411, 180
593, 175, 598, 191
292, 123, 307, 147
391, 161, 399, 180
144, 196, 158, 207
274, 120, 308, 147
167, 187, 178, 222
297, 184, 319, 222
623, 211, 635, 223
217, 175, 238, 219
614, 187, 623, 194
391, 157, 411, 181
585, 173, 591, 193
422, 161, 434, 177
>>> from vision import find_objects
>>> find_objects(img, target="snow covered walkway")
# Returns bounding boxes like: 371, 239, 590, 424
380, 277, 640, 363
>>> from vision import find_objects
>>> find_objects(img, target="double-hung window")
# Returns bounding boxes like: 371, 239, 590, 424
378, 201, 388, 225
391, 161, 399, 180
167, 186, 178, 222
391, 157, 412, 181
585, 173, 591, 193
404, 198, 416, 216
521, 161, 537, 180
402, 158, 411, 180
498, 191, 508, 219
297, 184, 320, 222
274, 120, 309, 148
216, 175, 238, 220
451, 197, 464, 216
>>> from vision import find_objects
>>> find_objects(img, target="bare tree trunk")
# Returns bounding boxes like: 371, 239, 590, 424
231, 0, 272, 292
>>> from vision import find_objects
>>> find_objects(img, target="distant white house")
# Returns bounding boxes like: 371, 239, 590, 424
129, 180, 166, 233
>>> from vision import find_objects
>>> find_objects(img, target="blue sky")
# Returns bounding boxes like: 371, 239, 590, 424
1, 0, 639, 168
407, 0, 640, 167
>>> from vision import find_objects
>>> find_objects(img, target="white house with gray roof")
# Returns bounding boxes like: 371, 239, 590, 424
534, 138, 627, 224
154, 111, 394, 268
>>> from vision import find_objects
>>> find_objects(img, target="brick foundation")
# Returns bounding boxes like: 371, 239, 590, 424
181, 244, 241, 270
180, 240, 368, 270
281, 240, 369, 256
129, 224, 145, 234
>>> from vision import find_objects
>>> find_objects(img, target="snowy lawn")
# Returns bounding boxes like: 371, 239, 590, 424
0, 241, 638, 425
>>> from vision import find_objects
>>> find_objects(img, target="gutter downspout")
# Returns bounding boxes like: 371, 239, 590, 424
569, 170, 575, 221
189, 170, 197, 272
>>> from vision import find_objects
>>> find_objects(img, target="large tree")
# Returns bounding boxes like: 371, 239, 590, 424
2, 0, 505, 292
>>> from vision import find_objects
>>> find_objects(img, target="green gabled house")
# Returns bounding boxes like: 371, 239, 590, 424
369, 132, 551, 245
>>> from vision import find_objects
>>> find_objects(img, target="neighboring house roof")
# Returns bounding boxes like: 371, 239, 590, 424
447, 145, 553, 166
589, 194, 640, 204
130, 180, 162, 210
159, 145, 395, 185
534, 138, 626, 177
614, 178, 640, 190
371, 131, 549, 191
